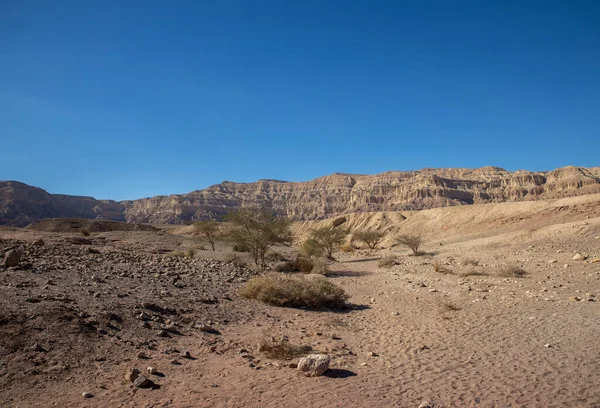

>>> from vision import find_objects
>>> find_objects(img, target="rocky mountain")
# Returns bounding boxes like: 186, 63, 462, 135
1, 166, 599, 227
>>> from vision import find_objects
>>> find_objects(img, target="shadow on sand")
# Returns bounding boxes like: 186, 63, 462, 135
325, 369, 357, 379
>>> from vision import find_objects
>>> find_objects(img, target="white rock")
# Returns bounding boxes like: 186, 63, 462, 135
573, 253, 586, 261
297, 354, 330, 377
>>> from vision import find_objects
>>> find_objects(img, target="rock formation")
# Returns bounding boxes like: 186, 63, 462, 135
1, 166, 599, 227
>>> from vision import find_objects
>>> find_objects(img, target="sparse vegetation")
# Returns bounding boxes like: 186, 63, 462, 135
80, 228, 90, 236
378, 255, 398, 268
275, 256, 329, 275
309, 225, 350, 259
185, 248, 196, 258
301, 238, 324, 259
352, 230, 385, 249
340, 243, 355, 253
168, 250, 186, 258
193, 220, 221, 251
225, 209, 291, 269
498, 264, 527, 278
240, 274, 349, 309
396, 234, 423, 255
461, 258, 479, 266
433, 260, 454, 274
265, 251, 286, 262
258, 339, 312, 359
225, 252, 247, 268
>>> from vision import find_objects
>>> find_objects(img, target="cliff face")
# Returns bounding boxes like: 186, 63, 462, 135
1, 166, 599, 227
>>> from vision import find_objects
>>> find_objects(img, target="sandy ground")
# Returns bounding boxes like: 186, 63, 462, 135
1, 195, 600, 408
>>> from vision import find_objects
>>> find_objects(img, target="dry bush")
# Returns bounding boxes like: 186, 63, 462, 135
441, 301, 461, 312
301, 238, 324, 259
433, 260, 454, 274
168, 250, 186, 258
225, 252, 247, 268
240, 274, 349, 309
80, 228, 91, 236
461, 258, 479, 266
185, 248, 196, 258
459, 270, 487, 277
352, 230, 385, 249
378, 255, 398, 268
309, 225, 350, 259
275, 257, 329, 275
497, 264, 527, 278
396, 234, 423, 255
265, 251, 286, 262
340, 244, 355, 253
258, 339, 312, 360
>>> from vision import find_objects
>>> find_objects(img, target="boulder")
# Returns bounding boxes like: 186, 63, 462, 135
2, 248, 23, 267
297, 354, 330, 377
573, 253, 587, 261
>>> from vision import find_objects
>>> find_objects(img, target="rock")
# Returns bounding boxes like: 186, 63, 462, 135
82, 391, 93, 398
31, 343, 46, 352
147, 366, 157, 374
32, 239, 45, 246
2, 248, 23, 267
418, 402, 433, 408
181, 351, 191, 359
573, 253, 587, 261
133, 374, 152, 388
544, 343, 551, 348
136, 351, 148, 359
548, 259, 557, 264
568, 296, 582, 302
297, 354, 330, 377
170, 359, 181, 365
125, 368, 140, 382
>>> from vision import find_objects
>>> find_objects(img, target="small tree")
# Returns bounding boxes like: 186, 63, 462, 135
396, 234, 423, 255
225, 209, 291, 269
309, 225, 350, 260
352, 230, 385, 249
193, 220, 220, 251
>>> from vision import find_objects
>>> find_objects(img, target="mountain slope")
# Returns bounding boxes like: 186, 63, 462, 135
1, 166, 599, 227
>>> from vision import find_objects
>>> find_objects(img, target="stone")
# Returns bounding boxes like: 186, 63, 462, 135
181, 351, 191, 359
32, 239, 45, 246
548, 259, 557, 264
573, 253, 586, 261
136, 351, 148, 359
297, 354, 330, 377
82, 391, 93, 398
125, 368, 140, 382
133, 374, 152, 388
147, 366, 157, 374
2, 248, 23, 267
418, 402, 433, 408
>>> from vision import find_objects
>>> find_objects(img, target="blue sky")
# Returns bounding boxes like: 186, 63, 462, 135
1, 0, 599, 200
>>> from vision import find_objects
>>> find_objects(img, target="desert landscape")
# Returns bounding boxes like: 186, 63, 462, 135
1, 170, 600, 407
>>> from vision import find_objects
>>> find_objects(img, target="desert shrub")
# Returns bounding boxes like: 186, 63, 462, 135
226, 209, 291, 269
461, 258, 479, 266
185, 248, 196, 258
309, 225, 350, 259
310, 258, 329, 275
396, 234, 423, 255
433, 260, 454, 274
240, 274, 349, 309
258, 339, 312, 360
225, 252, 247, 268
168, 250, 186, 258
352, 230, 385, 249
265, 251, 286, 262
233, 243, 249, 252
193, 220, 221, 251
276, 257, 314, 273
340, 244, 355, 253
498, 264, 527, 278
80, 228, 91, 237
378, 255, 397, 268
301, 238, 324, 259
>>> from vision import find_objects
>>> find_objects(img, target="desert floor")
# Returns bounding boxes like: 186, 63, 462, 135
1, 195, 600, 408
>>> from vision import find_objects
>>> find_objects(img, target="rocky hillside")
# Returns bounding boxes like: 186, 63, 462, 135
1, 166, 599, 227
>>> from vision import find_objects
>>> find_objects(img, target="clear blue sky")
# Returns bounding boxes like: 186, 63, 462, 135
1, 0, 599, 200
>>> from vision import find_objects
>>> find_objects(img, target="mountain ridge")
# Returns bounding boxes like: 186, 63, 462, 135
2, 165, 600, 227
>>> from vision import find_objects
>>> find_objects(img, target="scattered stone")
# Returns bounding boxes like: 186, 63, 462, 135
82, 391, 93, 398
548, 259, 557, 264
31, 343, 46, 352
568, 296, 582, 302
181, 351, 191, 359
32, 239, 45, 246
147, 366, 157, 374
297, 354, 330, 377
544, 344, 551, 348
170, 359, 181, 365
573, 253, 587, 261
418, 402, 433, 408
2, 248, 23, 267
125, 368, 140, 382
136, 351, 148, 359
133, 374, 152, 388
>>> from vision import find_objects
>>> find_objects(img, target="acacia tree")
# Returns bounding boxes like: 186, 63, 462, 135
396, 234, 423, 255
225, 209, 291, 269
193, 220, 220, 251
309, 225, 350, 260
352, 230, 385, 249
